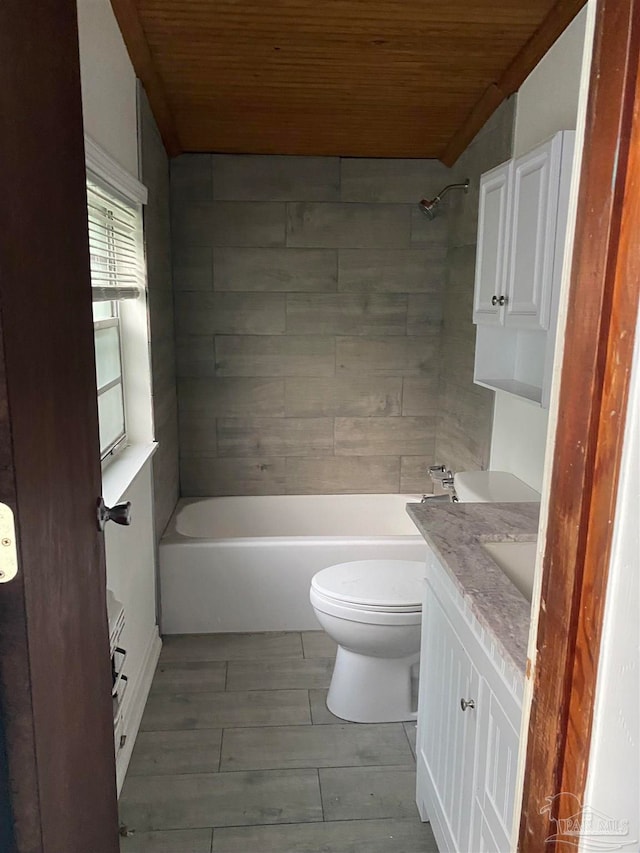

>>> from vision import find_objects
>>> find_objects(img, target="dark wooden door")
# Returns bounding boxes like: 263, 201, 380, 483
0, 2, 120, 851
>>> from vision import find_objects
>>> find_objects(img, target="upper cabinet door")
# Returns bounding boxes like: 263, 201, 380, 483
473, 161, 512, 325
505, 135, 563, 330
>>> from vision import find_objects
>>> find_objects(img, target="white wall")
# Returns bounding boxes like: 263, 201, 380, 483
104, 463, 161, 793
77, 0, 161, 792
580, 310, 640, 850
76, 0, 139, 176
513, 10, 589, 159
490, 7, 588, 491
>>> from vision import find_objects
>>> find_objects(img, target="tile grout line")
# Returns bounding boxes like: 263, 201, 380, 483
317, 767, 326, 822
218, 727, 224, 773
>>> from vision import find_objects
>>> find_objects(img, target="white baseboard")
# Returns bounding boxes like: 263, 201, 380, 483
115, 625, 162, 796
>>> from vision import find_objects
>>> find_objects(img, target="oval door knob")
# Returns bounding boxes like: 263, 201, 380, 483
97, 497, 132, 532
491, 295, 498, 306
460, 698, 475, 711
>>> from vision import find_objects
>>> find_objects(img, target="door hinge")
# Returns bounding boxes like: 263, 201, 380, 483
0, 503, 18, 584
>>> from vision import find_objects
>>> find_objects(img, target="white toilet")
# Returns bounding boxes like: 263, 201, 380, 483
310, 471, 541, 724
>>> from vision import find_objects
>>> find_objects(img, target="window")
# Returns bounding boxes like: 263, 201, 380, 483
87, 178, 145, 459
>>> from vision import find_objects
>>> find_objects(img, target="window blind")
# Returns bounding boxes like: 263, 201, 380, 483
87, 179, 143, 302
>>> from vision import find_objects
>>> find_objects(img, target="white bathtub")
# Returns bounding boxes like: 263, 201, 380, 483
159, 494, 427, 633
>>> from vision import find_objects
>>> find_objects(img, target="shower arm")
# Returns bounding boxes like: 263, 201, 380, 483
430, 180, 470, 205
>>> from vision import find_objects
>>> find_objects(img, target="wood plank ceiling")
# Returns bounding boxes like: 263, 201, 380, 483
111, 0, 586, 164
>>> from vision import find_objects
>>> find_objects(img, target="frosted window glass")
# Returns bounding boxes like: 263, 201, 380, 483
98, 383, 125, 453
95, 326, 122, 392
92, 300, 115, 322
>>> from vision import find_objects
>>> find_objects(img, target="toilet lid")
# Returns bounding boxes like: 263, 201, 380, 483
311, 560, 424, 609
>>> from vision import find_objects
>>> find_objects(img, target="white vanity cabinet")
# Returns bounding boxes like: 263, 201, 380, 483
416, 549, 524, 853
473, 130, 575, 406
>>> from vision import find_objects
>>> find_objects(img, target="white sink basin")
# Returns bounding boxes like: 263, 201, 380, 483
482, 540, 538, 603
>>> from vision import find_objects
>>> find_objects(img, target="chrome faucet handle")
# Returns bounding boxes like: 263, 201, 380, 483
441, 477, 455, 490
428, 464, 446, 474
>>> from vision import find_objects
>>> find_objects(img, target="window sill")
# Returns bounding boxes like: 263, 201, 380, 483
102, 442, 158, 508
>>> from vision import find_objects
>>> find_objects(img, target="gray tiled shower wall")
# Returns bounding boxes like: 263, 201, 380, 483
171, 155, 451, 495
139, 89, 180, 536
434, 97, 516, 472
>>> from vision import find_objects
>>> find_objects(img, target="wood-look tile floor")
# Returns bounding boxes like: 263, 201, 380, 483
119, 631, 438, 853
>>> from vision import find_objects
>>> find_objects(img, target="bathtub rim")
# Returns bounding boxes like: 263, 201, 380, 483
161, 494, 426, 545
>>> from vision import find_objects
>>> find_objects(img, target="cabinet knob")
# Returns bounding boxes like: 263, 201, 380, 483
498, 295, 507, 306
460, 698, 475, 711
491, 295, 498, 306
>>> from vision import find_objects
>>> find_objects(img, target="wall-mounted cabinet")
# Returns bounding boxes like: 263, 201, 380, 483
473, 130, 575, 406
416, 549, 523, 852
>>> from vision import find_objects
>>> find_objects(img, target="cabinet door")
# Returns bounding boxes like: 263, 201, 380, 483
473, 161, 512, 325
471, 688, 521, 851
505, 135, 562, 330
416, 584, 481, 852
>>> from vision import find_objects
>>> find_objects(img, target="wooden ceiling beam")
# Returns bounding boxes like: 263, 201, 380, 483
440, 0, 587, 166
109, 0, 182, 157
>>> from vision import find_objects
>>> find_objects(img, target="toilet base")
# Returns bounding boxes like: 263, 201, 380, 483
327, 645, 419, 723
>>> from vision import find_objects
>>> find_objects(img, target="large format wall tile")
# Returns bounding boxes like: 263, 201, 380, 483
173, 247, 213, 291
140, 89, 179, 539
215, 335, 335, 377
179, 378, 285, 418
338, 248, 445, 293
212, 155, 340, 202
217, 418, 334, 457
407, 294, 443, 336
175, 293, 286, 335
334, 417, 436, 457
286, 203, 410, 248
176, 335, 216, 378
214, 248, 337, 292
401, 377, 440, 415
284, 376, 402, 417
340, 158, 449, 203
285, 456, 400, 494
286, 293, 407, 336
171, 154, 213, 201
172, 154, 450, 495
336, 336, 437, 376
178, 416, 218, 456
173, 202, 286, 247
180, 457, 286, 496
400, 456, 436, 493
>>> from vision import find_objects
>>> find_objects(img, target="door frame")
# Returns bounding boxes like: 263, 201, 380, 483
519, 0, 640, 846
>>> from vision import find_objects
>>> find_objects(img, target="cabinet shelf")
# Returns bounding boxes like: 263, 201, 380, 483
472, 131, 575, 408
474, 377, 542, 404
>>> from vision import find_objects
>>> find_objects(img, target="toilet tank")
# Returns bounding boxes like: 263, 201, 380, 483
453, 471, 541, 503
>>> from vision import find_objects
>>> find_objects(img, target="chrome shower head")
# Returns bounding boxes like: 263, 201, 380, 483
418, 198, 440, 219
419, 179, 470, 218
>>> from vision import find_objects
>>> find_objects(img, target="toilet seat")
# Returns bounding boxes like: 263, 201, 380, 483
310, 586, 422, 626
311, 560, 424, 610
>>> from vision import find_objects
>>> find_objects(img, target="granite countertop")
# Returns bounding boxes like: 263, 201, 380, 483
406, 501, 540, 674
